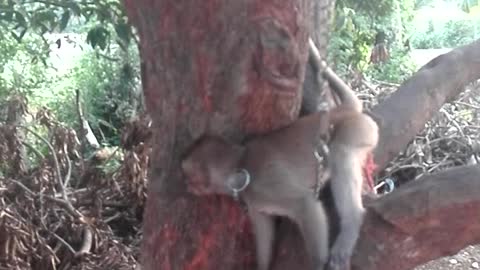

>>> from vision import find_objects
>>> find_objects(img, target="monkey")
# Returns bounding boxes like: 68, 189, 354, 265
181, 40, 378, 270
182, 130, 331, 270
305, 39, 379, 270
304, 41, 377, 270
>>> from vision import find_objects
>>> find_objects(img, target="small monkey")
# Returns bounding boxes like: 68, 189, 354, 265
308, 39, 379, 270
182, 40, 378, 270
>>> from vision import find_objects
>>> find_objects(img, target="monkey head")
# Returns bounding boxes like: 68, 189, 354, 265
181, 136, 246, 196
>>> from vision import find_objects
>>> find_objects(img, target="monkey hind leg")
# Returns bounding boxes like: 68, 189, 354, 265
297, 197, 329, 270
328, 152, 365, 270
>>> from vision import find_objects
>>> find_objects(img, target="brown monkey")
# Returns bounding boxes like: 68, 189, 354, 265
309, 38, 379, 270
182, 128, 331, 270
181, 40, 378, 270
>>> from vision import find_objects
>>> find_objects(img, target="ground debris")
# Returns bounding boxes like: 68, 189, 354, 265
0, 104, 149, 270
357, 78, 480, 192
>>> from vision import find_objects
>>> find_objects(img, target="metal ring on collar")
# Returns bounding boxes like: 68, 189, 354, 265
229, 168, 251, 193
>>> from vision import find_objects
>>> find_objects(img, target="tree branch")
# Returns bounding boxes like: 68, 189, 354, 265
352, 164, 480, 270
372, 39, 480, 171
75, 89, 100, 149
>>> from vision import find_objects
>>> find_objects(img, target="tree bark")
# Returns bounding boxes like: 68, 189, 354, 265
352, 164, 480, 270
125, 1, 313, 269
372, 39, 480, 171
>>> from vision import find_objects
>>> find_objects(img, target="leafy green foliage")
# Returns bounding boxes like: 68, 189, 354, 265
0, 0, 141, 148
365, 48, 417, 83
50, 45, 142, 146
411, 17, 478, 49
0, 33, 53, 102
328, 8, 374, 74
86, 25, 110, 50
0, 0, 135, 54
328, 0, 416, 83
410, 1, 479, 49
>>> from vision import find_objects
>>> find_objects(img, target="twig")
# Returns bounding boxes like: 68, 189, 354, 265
455, 101, 480, 110
20, 126, 63, 189
76, 89, 100, 149
51, 232, 76, 255
361, 79, 379, 94
19, 126, 81, 219
104, 212, 122, 223
441, 108, 465, 137
9, 179, 80, 219
63, 144, 73, 190
370, 78, 400, 87
427, 153, 453, 173
75, 226, 93, 257
21, 141, 44, 160
103, 147, 120, 166
10, 177, 96, 256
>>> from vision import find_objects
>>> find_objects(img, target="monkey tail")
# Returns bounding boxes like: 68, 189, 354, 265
308, 38, 362, 112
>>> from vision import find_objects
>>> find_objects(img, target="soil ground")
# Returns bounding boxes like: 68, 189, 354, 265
415, 245, 480, 270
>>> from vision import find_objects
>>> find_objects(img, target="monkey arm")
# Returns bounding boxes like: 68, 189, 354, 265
350, 164, 480, 270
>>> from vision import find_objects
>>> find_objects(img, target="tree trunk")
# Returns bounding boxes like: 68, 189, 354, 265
124, 1, 315, 269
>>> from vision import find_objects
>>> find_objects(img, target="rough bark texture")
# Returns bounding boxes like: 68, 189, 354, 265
372, 39, 480, 171
124, 1, 314, 269
352, 164, 480, 270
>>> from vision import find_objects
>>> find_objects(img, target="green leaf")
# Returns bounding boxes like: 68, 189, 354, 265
38, 22, 49, 34
114, 22, 130, 46
14, 11, 27, 27
10, 31, 20, 42
67, 2, 82, 16
59, 10, 70, 31
82, 7, 96, 22
97, 35, 107, 50
335, 14, 346, 29
2, 11, 13, 21
10, 28, 26, 42
87, 26, 110, 50
86, 28, 97, 48
96, 8, 112, 23
31, 11, 57, 32
18, 28, 26, 39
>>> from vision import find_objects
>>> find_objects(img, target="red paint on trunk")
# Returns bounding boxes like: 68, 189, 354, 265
184, 226, 216, 270
363, 152, 377, 192
195, 51, 213, 112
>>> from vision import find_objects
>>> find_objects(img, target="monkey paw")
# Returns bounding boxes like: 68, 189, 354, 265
326, 252, 351, 270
